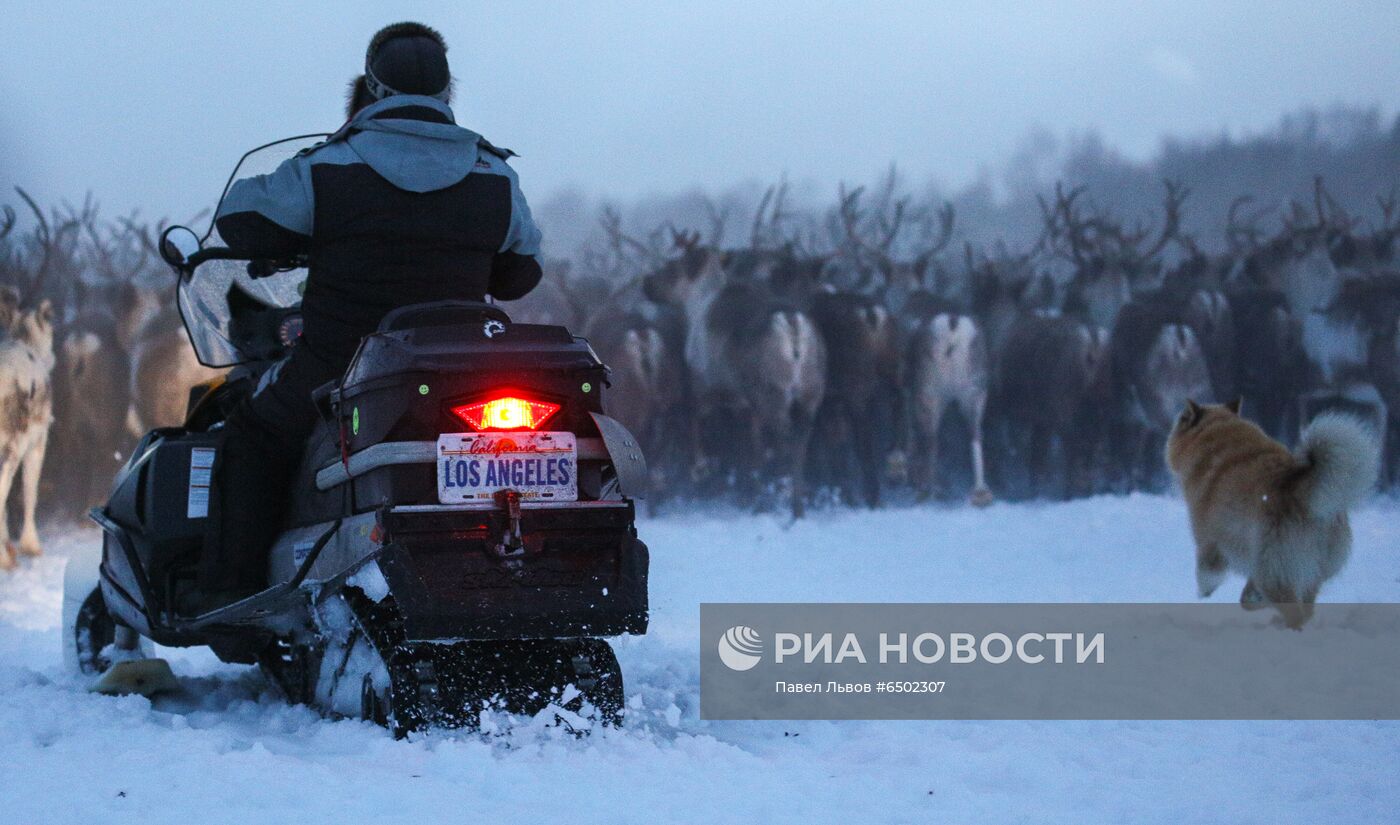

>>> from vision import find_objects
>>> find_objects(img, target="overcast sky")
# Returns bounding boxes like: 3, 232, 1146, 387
2, 1, 1398, 223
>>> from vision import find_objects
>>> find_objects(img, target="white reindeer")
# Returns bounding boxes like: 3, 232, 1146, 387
0, 299, 56, 569
905, 311, 994, 507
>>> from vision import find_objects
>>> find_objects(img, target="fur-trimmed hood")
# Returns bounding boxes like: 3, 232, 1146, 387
332, 95, 484, 193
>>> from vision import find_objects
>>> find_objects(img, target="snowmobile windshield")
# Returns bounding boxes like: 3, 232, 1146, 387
178, 134, 328, 367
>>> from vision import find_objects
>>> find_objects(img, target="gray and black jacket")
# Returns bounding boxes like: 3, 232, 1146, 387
215, 94, 543, 361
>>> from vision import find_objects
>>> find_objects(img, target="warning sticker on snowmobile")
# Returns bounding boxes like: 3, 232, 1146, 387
187, 447, 216, 519
436, 431, 577, 504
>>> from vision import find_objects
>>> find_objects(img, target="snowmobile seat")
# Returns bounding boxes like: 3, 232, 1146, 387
376, 300, 510, 333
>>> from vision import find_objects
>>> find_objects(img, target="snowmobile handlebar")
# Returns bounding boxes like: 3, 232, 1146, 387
179, 247, 307, 281
160, 226, 306, 281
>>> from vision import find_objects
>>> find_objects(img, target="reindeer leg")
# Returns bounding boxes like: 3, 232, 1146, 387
644, 417, 669, 514
883, 382, 913, 488
968, 392, 994, 507
18, 430, 48, 556
789, 411, 814, 521
1026, 421, 1050, 500
849, 400, 881, 508
746, 409, 768, 513
914, 397, 945, 502
687, 403, 713, 490
0, 452, 19, 570
815, 400, 853, 506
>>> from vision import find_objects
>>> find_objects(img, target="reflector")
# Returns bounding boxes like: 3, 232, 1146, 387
452, 396, 560, 431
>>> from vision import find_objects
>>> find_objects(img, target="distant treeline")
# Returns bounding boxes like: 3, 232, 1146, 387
536, 105, 1400, 269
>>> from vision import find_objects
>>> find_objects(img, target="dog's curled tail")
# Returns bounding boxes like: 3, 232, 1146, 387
1295, 412, 1381, 517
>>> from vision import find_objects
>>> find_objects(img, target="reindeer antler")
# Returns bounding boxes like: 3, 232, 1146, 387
1225, 195, 1272, 255
117, 213, 163, 260
1372, 187, 1400, 251
1137, 178, 1189, 261
834, 176, 910, 283
1313, 176, 1356, 233
1038, 182, 1090, 265
599, 204, 663, 270
668, 223, 702, 253
869, 164, 908, 257
836, 182, 867, 253
750, 178, 794, 251
921, 201, 955, 256
14, 186, 85, 303
701, 196, 730, 250
87, 212, 155, 282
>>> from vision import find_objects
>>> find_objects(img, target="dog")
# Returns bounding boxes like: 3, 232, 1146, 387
1165, 399, 1380, 628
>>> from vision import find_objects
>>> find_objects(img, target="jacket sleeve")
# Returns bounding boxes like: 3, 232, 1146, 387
498, 162, 542, 257
489, 161, 544, 300
213, 155, 314, 259
488, 252, 543, 300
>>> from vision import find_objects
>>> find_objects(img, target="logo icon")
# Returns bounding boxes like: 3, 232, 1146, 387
718, 625, 763, 671
483, 319, 507, 338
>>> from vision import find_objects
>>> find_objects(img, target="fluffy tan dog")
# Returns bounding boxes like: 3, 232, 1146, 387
1165, 400, 1379, 628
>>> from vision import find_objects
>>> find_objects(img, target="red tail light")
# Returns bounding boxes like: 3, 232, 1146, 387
451, 396, 560, 431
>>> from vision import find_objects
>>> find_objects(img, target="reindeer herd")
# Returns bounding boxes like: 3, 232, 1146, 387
0, 194, 218, 566
514, 175, 1400, 517
0, 173, 1396, 555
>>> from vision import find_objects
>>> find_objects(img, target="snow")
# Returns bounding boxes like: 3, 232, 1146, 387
3, 494, 1399, 824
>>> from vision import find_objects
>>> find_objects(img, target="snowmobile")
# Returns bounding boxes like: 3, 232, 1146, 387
63, 136, 650, 735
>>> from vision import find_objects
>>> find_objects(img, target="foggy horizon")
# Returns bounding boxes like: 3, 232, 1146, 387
3, 1, 1399, 227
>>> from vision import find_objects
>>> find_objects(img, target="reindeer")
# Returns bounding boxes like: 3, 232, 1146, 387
642, 227, 826, 518
1154, 245, 1239, 406
578, 215, 689, 506
125, 301, 224, 433
995, 311, 1110, 499
1216, 196, 1305, 438
1046, 180, 1188, 330
43, 211, 153, 521
590, 299, 686, 507
0, 298, 55, 569
1228, 286, 1304, 439
1102, 297, 1212, 490
0, 193, 64, 567
1375, 311, 1400, 484
1238, 179, 1394, 446
902, 306, 994, 505
831, 181, 993, 506
808, 180, 957, 506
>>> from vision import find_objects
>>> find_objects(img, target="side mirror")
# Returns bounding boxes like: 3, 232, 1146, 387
159, 225, 201, 268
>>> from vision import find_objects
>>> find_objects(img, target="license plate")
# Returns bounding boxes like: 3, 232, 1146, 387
436, 431, 578, 504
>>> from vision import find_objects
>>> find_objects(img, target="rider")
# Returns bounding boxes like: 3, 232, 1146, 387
196, 22, 543, 609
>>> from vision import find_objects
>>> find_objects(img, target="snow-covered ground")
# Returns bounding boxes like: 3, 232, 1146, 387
2, 494, 1398, 824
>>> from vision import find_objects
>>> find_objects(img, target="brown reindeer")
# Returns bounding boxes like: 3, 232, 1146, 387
995, 311, 1110, 499
125, 300, 223, 433
43, 214, 154, 520
643, 228, 826, 518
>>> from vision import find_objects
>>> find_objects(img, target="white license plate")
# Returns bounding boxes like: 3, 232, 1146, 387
436, 431, 578, 504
